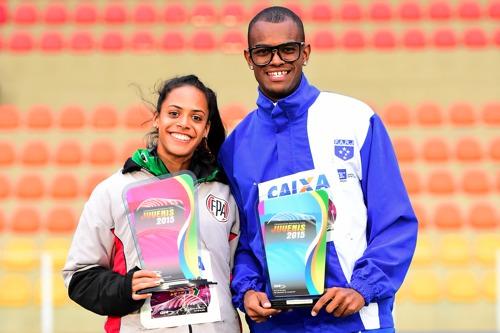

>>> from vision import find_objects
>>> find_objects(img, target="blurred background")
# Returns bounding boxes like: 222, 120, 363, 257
0, 0, 499, 332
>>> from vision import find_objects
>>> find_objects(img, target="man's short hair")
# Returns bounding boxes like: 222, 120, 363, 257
248, 6, 305, 46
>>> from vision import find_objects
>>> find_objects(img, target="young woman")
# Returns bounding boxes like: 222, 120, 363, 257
63, 75, 241, 333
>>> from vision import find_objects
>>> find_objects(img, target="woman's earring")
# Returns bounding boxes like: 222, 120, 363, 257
303, 61, 307, 66
249, 65, 254, 70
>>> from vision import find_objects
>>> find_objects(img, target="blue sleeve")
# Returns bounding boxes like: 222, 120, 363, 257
218, 136, 265, 311
349, 114, 418, 303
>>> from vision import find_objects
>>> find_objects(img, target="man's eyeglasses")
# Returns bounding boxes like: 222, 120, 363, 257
248, 42, 305, 66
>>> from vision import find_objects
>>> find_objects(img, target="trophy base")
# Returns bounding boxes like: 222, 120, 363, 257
136, 278, 216, 295
270, 295, 320, 309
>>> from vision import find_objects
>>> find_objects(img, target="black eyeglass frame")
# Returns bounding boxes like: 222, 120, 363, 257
248, 41, 306, 67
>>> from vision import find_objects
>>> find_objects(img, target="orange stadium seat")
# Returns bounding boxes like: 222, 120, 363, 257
0, 141, 16, 165
8, 30, 35, 52
474, 233, 500, 266
191, 30, 217, 51
0, 105, 20, 129
481, 102, 500, 125
0, 173, 11, 199
368, 1, 393, 21
10, 206, 42, 234
90, 105, 118, 128
160, 31, 186, 52
444, 270, 480, 302
392, 137, 417, 163
50, 173, 79, 199
88, 140, 117, 165
309, 1, 334, 23
494, 28, 500, 47
432, 28, 458, 48
497, 169, 500, 192
461, 168, 492, 194
54, 139, 84, 166
448, 102, 477, 125
311, 30, 336, 51
26, 104, 54, 129
120, 138, 145, 161
372, 29, 397, 49
83, 172, 108, 197
220, 29, 246, 54
21, 140, 49, 166
489, 0, 500, 19
191, 1, 218, 26
220, 103, 248, 127
100, 31, 125, 52
103, 2, 128, 24
163, 2, 188, 24
457, 0, 482, 20
415, 102, 444, 126
43, 2, 68, 25
398, 0, 423, 21
123, 104, 152, 130
400, 167, 423, 195
433, 201, 464, 230
221, 2, 246, 26
382, 103, 411, 127
488, 136, 500, 161
467, 201, 498, 229
73, 2, 98, 25
69, 30, 95, 52
428, 0, 453, 20
0, 274, 33, 306
132, 2, 156, 24
455, 136, 484, 162
341, 29, 366, 50
45, 206, 77, 234
40, 31, 65, 52
427, 169, 456, 194
412, 201, 429, 229
463, 28, 488, 48
402, 28, 427, 49
438, 233, 471, 266
421, 137, 451, 162
13, 2, 38, 25
58, 105, 86, 129
130, 31, 156, 52
0, 1, 7, 25
15, 173, 45, 199
339, 1, 363, 21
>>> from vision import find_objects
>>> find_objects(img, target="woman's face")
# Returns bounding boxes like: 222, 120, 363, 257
155, 85, 210, 163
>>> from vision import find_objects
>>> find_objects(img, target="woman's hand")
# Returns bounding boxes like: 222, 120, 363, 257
131, 270, 163, 301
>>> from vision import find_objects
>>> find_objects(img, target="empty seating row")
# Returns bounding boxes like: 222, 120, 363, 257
1, 0, 499, 26
2, 27, 500, 53
0, 206, 78, 235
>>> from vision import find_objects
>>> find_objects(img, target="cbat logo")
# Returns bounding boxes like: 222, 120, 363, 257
206, 194, 228, 222
334, 139, 354, 161
337, 169, 347, 182
267, 174, 330, 198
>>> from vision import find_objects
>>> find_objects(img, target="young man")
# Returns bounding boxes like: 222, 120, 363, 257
218, 6, 418, 333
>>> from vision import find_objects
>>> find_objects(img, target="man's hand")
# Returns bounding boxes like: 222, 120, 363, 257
311, 287, 365, 317
131, 270, 162, 301
243, 290, 281, 323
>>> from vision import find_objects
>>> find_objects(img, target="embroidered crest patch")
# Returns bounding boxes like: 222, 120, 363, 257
206, 194, 229, 222
334, 139, 354, 161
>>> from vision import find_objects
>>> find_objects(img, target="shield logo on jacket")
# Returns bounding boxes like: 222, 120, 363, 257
206, 194, 229, 222
334, 139, 354, 161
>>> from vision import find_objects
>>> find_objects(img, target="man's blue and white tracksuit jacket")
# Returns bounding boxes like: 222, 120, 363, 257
218, 75, 418, 333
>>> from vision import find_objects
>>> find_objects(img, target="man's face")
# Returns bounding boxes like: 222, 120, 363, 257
245, 19, 310, 102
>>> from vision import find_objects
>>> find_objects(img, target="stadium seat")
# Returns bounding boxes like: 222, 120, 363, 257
45, 207, 77, 234
190, 30, 217, 51
73, 2, 98, 25
461, 168, 492, 194
463, 28, 488, 48
90, 105, 118, 129
15, 173, 45, 199
58, 105, 86, 129
392, 137, 417, 163
191, 1, 218, 26
54, 140, 84, 165
220, 103, 248, 125
10, 206, 42, 233
494, 28, 500, 47
0, 238, 39, 271
420, 137, 451, 162
50, 173, 79, 199
132, 2, 156, 24
488, 0, 500, 19
69, 30, 95, 52
467, 201, 498, 229
40, 31, 65, 52
0, 274, 33, 306
457, 0, 482, 20
8, 30, 35, 52
398, 0, 423, 21
309, 1, 334, 23
341, 29, 366, 50
402, 28, 427, 49
0, 173, 11, 199
43, 2, 68, 25
448, 102, 477, 125
311, 30, 336, 51
13, 2, 38, 25
455, 136, 483, 162
0, 141, 16, 165
103, 2, 128, 24
88, 140, 117, 165
160, 31, 186, 52
412, 201, 429, 229
163, 2, 188, 24
481, 102, 500, 125
339, 1, 363, 21
123, 104, 152, 130
438, 233, 471, 265
412, 232, 433, 265
444, 270, 480, 302
0, 1, 7, 25
83, 172, 108, 197
100, 31, 125, 52
368, 1, 393, 21
372, 29, 397, 49
488, 136, 500, 161
433, 201, 464, 230
21, 140, 50, 166
482, 271, 496, 302
474, 233, 500, 266
400, 167, 423, 194
0, 210, 6, 232
415, 102, 444, 126
0, 105, 20, 129
26, 104, 54, 129
428, 0, 453, 20
406, 269, 441, 303
432, 28, 458, 48
221, 1, 246, 26
120, 138, 145, 161
130, 31, 156, 52
427, 169, 456, 194
220, 29, 246, 54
